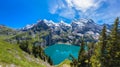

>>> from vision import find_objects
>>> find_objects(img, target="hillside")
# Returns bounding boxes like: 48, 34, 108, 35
0, 39, 52, 67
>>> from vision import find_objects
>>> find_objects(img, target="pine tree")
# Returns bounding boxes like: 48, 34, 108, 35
78, 38, 87, 67
19, 40, 30, 53
100, 25, 107, 53
106, 17, 120, 67
87, 42, 95, 67
99, 25, 107, 67
90, 25, 107, 67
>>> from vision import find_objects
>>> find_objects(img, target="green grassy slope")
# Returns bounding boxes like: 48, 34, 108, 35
0, 39, 46, 67
56, 59, 71, 67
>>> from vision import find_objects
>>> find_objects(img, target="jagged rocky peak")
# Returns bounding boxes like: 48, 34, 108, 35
71, 18, 95, 26
59, 20, 71, 27
71, 18, 90, 29
21, 18, 102, 34
18, 18, 105, 44
58, 20, 72, 32
46, 20, 59, 27
21, 19, 50, 31
36, 19, 47, 25
33, 19, 50, 30
71, 18, 102, 34
23, 24, 35, 30
37, 19, 71, 27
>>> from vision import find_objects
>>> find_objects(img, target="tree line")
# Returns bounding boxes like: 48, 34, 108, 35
70, 17, 120, 67
19, 39, 53, 65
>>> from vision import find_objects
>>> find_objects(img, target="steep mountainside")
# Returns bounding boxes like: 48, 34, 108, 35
0, 25, 16, 36
0, 39, 52, 67
18, 18, 104, 46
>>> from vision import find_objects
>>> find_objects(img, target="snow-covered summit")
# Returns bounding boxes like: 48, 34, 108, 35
21, 18, 102, 34
22, 24, 34, 30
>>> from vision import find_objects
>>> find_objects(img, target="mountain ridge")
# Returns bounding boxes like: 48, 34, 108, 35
15, 18, 103, 46
0, 18, 111, 46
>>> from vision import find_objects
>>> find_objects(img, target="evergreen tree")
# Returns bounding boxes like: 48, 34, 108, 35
90, 43, 101, 67
32, 44, 53, 65
106, 17, 120, 67
90, 25, 107, 67
19, 40, 30, 54
99, 25, 107, 67
87, 42, 95, 67
78, 38, 87, 67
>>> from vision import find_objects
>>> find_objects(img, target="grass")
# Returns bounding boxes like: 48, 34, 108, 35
0, 39, 45, 67
0, 35, 72, 67
56, 59, 71, 67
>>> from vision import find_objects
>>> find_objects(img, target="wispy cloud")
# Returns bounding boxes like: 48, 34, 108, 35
59, 8, 75, 19
48, 0, 120, 24
49, 0, 65, 14
88, 0, 120, 24
65, 0, 100, 12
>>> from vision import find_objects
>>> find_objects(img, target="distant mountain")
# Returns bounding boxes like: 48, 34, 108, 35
16, 18, 107, 46
2, 18, 112, 46
71, 19, 102, 33
21, 18, 102, 38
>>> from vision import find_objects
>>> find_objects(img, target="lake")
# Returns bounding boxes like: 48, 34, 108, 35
44, 44, 80, 65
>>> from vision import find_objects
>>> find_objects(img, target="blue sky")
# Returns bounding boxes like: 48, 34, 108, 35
0, 0, 120, 28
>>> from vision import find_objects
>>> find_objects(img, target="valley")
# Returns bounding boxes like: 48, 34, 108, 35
0, 18, 120, 67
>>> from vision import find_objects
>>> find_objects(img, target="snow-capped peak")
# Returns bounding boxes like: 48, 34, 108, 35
73, 18, 94, 24
71, 18, 95, 27
21, 18, 101, 35
59, 20, 71, 27
41, 20, 59, 27
22, 24, 34, 30
71, 20, 85, 27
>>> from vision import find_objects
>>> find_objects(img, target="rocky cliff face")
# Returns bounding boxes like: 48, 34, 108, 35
22, 18, 102, 36
71, 19, 102, 33
18, 18, 105, 46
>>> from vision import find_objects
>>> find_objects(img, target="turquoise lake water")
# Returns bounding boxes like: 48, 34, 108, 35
44, 44, 80, 65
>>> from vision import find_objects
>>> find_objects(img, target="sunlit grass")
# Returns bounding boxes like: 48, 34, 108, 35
56, 59, 71, 67
0, 39, 45, 67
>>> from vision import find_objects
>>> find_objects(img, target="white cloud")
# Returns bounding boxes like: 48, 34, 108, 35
49, 0, 76, 19
48, 0, 120, 24
49, 0, 105, 18
49, 0, 65, 14
88, 0, 120, 24
66, 0, 98, 12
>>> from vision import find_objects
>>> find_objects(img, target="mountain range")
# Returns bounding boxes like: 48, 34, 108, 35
0, 18, 111, 46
